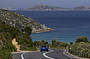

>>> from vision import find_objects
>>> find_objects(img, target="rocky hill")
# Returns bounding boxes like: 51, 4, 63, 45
0, 9, 52, 33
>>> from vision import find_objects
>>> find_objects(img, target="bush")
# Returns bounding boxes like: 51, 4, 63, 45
33, 40, 41, 47
0, 50, 12, 59
0, 42, 14, 59
25, 47, 36, 51
23, 27, 32, 35
70, 41, 73, 45
75, 36, 88, 43
41, 40, 48, 46
0, 19, 34, 59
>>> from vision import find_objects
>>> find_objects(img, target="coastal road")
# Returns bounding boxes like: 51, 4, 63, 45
13, 50, 75, 59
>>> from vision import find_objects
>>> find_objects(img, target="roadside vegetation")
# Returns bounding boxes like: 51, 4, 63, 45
0, 19, 35, 59
0, 9, 43, 59
0, 16, 89, 59
68, 36, 90, 58
33, 38, 69, 50
33, 36, 90, 58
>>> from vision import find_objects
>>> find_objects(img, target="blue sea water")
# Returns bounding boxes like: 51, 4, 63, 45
15, 11, 90, 43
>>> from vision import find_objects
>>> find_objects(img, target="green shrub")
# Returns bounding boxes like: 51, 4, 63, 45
0, 43, 14, 59
0, 18, 34, 59
33, 40, 41, 47
70, 41, 73, 45
75, 36, 88, 43
25, 47, 36, 51
23, 26, 32, 35
51, 38, 57, 47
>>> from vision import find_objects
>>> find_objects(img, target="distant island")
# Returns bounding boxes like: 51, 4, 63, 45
22, 5, 67, 11
22, 5, 90, 11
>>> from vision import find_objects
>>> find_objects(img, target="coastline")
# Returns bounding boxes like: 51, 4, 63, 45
32, 27, 54, 34
31, 23, 54, 33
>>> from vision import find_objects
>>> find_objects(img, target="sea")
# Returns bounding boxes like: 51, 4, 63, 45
15, 10, 90, 43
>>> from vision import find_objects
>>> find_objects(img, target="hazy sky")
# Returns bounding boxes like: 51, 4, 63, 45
0, 0, 90, 8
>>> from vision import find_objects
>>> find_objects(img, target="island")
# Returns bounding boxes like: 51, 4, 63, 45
22, 5, 90, 11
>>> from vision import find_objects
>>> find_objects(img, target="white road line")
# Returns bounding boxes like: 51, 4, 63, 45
43, 50, 55, 59
63, 50, 74, 58
20, 51, 40, 59
21, 53, 24, 59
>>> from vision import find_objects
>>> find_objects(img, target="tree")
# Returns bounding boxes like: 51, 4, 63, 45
34, 40, 40, 47
51, 38, 57, 47
24, 27, 32, 35
41, 40, 48, 46
70, 41, 73, 45
75, 36, 88, 43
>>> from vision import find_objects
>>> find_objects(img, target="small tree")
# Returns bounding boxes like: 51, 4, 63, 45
52, 38, 57, 47
41, 40, 48, 46
75, 36, 88, 43
70, 41, 73, 45
24, 27, 32, 35
34, 40, 40, 47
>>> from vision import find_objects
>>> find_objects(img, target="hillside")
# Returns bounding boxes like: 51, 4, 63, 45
0, 18, 34, 59
0, 9, 52, 59
0, 9, 52, 33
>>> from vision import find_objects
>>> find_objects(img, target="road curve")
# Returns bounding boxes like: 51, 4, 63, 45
13, 50, 75, 59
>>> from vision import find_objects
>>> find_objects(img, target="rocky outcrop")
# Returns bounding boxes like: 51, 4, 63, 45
12, 38, 21, 51
32, 24, 53, 33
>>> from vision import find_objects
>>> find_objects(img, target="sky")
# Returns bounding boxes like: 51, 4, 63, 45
0, 0, 90, 8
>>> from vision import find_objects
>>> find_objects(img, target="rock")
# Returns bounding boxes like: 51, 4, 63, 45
12, 38, 21, 52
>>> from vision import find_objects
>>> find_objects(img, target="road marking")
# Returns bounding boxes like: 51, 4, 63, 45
21, 53, 24, 59
63, 50, 74, 58
20, 51, 38, 59
43, 50, 55, 59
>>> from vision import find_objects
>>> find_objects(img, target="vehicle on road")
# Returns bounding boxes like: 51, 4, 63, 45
40, 45, 48, 52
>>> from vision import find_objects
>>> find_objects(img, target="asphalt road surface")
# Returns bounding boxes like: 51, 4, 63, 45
13, 50, 75, 59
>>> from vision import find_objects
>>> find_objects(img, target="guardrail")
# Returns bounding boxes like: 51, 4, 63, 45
68, 49, 90, 58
